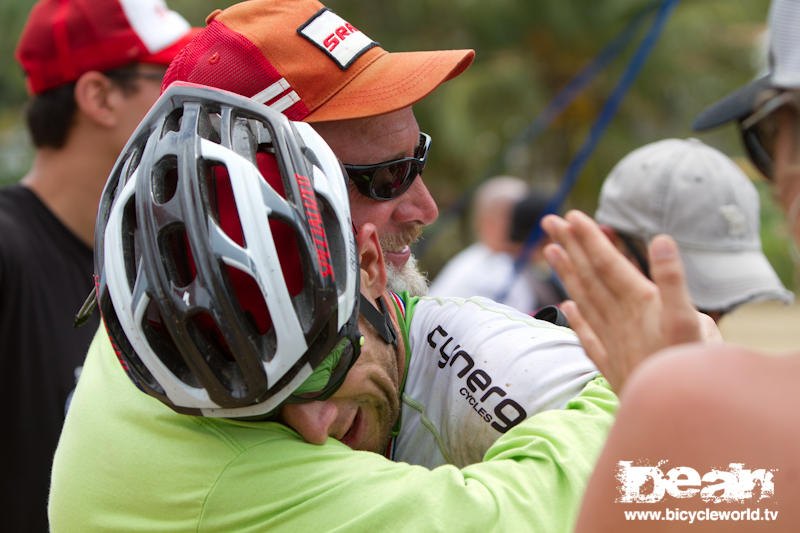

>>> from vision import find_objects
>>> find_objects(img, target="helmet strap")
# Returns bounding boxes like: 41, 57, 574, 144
359, 293, 398, 347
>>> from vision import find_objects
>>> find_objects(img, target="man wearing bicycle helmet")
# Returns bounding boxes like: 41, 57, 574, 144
50, 84, 615, 532
162, 0, 473, 296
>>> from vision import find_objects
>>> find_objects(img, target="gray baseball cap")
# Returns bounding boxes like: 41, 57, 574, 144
596, 138, 793, 312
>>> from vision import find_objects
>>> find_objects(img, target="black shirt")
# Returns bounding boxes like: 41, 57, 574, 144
0, 185, 100, 532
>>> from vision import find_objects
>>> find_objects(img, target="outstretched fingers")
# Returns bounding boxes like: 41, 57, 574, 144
541, 214, 615, 329
559, 300, 609, 375
564, 210, 652, 299
647, 235, 704, 345
542, 211, 706, 393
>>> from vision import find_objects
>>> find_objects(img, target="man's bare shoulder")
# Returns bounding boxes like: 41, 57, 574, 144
612, 343, 800, 493
578, 345, 800, 531
618, 343, 799, 430
625, 343, 800, 410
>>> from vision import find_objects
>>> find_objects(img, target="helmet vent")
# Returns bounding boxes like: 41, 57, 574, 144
158, 223, 195, 289
161, 108, 183, 139
220, 260, 272, 336
120, 197, 139, 290
152, 158, 179, 205
186, 312, 251, 401
141, 302, 200, 389
99, 290, 166, 397
207, 164, 247, 248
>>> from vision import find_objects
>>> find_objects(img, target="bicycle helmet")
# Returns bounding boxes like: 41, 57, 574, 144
94, 82, 361, 417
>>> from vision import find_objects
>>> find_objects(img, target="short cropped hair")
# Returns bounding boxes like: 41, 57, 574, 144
25, 63, 142, 149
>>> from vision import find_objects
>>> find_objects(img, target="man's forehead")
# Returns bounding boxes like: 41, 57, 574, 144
313, 107, 418, 156
320, 106, 416, 135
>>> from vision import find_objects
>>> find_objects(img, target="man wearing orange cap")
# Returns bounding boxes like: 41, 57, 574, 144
3, 1, 195, 530
158, 2, 606, 476
162, 0, 475, 296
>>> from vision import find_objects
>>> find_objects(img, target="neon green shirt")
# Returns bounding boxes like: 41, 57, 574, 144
50, 328, 617, 532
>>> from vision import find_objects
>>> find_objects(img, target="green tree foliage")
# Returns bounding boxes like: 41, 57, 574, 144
0, 0, 791, 286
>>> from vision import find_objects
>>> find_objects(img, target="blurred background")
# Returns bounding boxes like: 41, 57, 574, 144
1, 0, 794, 348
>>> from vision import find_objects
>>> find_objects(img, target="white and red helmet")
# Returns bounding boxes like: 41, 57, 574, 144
94, 83, 361, 417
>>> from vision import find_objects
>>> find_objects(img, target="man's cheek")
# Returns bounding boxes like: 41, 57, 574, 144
348, 194, 382, 227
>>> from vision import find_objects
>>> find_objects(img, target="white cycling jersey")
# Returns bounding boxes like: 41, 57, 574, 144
388, 292, 599, 468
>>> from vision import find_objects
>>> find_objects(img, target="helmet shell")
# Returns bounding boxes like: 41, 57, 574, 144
95, 83, 360, 417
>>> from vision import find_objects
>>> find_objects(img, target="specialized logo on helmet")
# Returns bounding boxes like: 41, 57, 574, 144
298, 8, 378, 70
295, 173, 334, 279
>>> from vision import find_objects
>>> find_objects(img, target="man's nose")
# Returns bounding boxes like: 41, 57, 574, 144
394, 175, 438, 226
281, 400, 338, 445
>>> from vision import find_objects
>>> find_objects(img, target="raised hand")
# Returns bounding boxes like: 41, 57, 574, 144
541, 210, 718, 392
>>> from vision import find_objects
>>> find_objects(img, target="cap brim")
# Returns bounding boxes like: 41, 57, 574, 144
305, 49, 475, 122
681, 247, 793, 311
692, 75, 773, 131
139, 28, 202, 66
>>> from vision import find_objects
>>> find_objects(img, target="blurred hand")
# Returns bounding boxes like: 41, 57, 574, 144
542, 210, 716, 392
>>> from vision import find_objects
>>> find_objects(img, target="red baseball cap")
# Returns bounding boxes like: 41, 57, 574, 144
163, 0, 475, 122
15, 0, 199, 95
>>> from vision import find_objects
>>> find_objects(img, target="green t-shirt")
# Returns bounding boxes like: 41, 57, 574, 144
49, 328, 617, 532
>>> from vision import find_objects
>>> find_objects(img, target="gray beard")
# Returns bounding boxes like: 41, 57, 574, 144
384, 253, 429, 296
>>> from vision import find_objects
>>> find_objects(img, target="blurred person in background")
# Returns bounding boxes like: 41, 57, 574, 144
1, 1, 195, 530
542, 0, 800, 529
430, 176, 565, 313
595, 137, 792, 323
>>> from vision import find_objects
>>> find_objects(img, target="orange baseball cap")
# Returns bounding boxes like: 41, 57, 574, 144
16, 0, 199, 95
163, 0, 474, 122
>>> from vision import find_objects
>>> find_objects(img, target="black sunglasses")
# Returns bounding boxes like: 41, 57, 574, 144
739, 90, 800, 180
287, 334, 361, 403
344, 132, 431, 201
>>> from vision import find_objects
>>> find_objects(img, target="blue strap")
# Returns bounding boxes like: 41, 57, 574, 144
416, 0, 662, 259
495, 0, 681, 303
502, 2, 661, 165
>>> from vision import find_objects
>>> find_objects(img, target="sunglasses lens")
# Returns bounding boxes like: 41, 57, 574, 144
371, 161, 414, 199
743, 126, 775, 179
754, 116, 779, 157
344, 132, 430, 200
346, 169, 374, 196
292, 337, 360, 401
740, 93, 800, 180
323, 340, 357, 394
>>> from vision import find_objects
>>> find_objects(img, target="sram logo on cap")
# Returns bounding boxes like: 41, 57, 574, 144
298, 8, 378, 70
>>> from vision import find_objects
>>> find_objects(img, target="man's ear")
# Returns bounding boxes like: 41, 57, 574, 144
73, 71, 119, 128
356, 222, 387, 298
